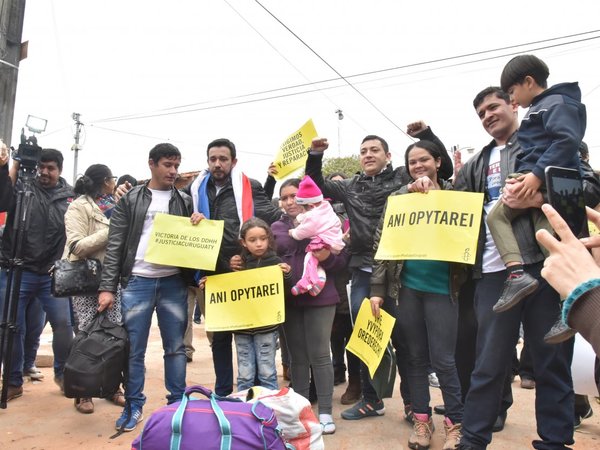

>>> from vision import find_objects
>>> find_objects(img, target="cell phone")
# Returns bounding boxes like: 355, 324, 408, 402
544, 166, 589, 238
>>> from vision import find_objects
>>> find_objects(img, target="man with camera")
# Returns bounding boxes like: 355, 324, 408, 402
0, 146, 74, 401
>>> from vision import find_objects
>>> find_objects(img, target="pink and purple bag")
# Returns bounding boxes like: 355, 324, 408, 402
131, 385, 292, 450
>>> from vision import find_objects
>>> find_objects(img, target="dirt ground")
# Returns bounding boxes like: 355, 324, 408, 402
1, 320, 600, 450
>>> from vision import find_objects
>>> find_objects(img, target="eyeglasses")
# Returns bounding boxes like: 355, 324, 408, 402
105, 176, 117, 181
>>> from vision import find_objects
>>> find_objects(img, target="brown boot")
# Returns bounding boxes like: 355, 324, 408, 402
341, 375, 361, 405
442, 419, 462, 449
408, 414, 434, 449
75, 397, 94, 414
111, 389, 126, 407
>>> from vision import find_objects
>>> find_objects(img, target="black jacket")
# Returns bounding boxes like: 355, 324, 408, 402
0, 165, 74, 274
99, 184, 193, 292
304, 127, 453, 269
517, 82, 586, 179
235, 250, 291, 335
454, 131, 600, 279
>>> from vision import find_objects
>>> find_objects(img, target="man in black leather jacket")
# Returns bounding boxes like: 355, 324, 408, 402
0, 149, 74, 402
305, 123, 453, 420
185, 138, 281, 397
98, 143, 194, 432
455, 87, 600, 450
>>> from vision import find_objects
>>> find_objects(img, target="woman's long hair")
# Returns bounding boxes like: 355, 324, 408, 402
74, 164, 112, 198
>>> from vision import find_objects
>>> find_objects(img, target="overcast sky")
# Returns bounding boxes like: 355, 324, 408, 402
9, 0, 600, 186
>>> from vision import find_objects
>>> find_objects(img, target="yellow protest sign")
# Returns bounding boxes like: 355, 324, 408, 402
272, 119, 318, 180
346, 299, 396, 378
144, 213, 224, 270
374, 190, 484, 264
204, 265, 285, 332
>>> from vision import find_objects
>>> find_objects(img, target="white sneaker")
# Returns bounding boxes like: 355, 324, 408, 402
24, 366, 44, 381
428, 372, 440, 388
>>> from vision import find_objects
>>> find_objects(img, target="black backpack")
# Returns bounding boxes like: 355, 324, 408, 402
63, 312, 128, 399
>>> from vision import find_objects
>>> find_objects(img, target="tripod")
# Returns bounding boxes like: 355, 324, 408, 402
0, 154, 39, 409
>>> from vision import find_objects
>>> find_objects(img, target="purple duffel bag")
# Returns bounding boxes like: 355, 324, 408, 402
131, 385, 292, 450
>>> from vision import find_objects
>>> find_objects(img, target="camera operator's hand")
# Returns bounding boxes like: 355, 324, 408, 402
98, 291, 115, 312
0, 141, 9, 167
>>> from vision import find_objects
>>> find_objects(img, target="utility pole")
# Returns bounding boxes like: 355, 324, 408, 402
0, 0, 27, 147
71, 113, 83, 184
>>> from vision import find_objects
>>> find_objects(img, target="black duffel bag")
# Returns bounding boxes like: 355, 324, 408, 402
63, 312, 128, 399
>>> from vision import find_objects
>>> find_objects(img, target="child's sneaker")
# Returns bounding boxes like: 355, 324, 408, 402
493, 272, 538, 313
544, 317, 577, 344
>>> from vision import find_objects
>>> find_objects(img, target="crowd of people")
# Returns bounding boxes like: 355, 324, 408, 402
2, 54, 600, 450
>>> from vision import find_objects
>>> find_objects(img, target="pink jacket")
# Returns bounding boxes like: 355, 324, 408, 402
290, 201, 345, 252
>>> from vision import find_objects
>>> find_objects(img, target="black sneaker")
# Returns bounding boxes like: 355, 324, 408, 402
544, 319, 577, 344
574, 405, 593, 429
493, 272, 539, 313
493, 412, 507, 432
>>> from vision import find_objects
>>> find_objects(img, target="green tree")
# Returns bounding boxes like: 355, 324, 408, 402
322, 155, 361, 178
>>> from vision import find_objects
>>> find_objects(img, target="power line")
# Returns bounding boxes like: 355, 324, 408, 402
91, 31, 600, 125
255, 0, 411, 139
222, 0, 367, 134
89, 124, 183, 143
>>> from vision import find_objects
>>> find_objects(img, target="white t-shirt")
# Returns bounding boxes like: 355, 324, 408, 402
132, 188, 180, 278
482, 145, 506, 274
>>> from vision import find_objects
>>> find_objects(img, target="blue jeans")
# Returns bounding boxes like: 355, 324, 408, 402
397, 286, 463, 422
120, 274, 187, 408
24, 296, 46, 370
350, 268, 411, 406
234, 331, 278, 391
0, 269, 73, 386
461, 263, 574, 450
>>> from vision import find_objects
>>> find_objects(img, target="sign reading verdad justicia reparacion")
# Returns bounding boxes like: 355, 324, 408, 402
272, 119, 318, 180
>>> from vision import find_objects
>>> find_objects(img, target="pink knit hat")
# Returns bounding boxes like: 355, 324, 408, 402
296, 175, 323, 205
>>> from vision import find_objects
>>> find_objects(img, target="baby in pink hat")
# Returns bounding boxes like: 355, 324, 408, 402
289, 175, 345, 296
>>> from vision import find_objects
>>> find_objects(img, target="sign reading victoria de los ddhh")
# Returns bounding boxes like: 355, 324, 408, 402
374, 190, 484, 264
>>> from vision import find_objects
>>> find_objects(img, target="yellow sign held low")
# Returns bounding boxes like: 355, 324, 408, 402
346, 299, 396, 378
204, 265, 285, 332
272, 119, 318, 180
374, 190, 484, 264
144, 213, 224, 270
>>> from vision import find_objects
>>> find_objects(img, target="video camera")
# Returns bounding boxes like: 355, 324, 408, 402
11, 129, 42, 181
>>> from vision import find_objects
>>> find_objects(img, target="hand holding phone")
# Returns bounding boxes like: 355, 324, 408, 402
544, 166, 589, 239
